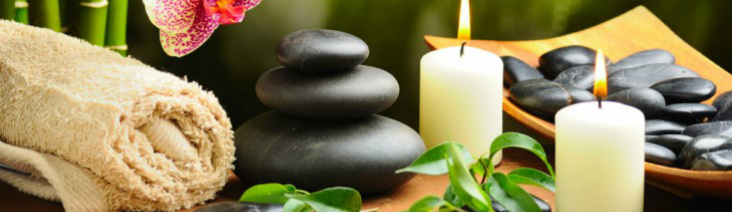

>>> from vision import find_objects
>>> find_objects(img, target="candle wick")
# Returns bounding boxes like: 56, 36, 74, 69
598, 99, 602, 109
460, 42, 467, 57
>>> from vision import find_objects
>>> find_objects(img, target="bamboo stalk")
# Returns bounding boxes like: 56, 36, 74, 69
28, 0, 61, 31
78, 0, 107, 46
0, 0, 15, 20
104, 0, 126, 55
14, 0, 28, 23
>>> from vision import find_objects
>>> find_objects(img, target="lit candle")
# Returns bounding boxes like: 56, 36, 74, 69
555, 50, 645, 212
420, 0, 504, 160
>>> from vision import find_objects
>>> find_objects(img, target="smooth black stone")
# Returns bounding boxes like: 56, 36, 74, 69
502, 56, 544, 88
608, 49, 675, 74
663, 103, 717, 122
256, 65, 399, 119
553, 66, 594, 91
645, 142, 677, 167
646, 134, 694, 154
234, 112, 425, 194
564, 86, 595, 104
195, 202, 283, 212
683, 121, 732, 138
712, 91, 732, 109
645, 119, 687, 135
712, 92, 732, 121
607, 64, 699, 94
538, 45, 610, 79
606, 88, 666, 118
691, 150, 732, 171
509, 79, 570, 118
650, 77, 716, 103
276, 29, 369, 72
492, 195, 551, 212
679, 134, 732, 168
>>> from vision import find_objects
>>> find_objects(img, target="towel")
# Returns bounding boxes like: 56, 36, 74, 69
0, 20, 235, 211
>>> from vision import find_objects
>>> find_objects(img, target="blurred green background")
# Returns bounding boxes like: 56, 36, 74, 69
126, 0, 732, 129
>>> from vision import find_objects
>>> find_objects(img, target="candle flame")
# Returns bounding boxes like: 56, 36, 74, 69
593, 49, 608, 99
457, 0, 470, 40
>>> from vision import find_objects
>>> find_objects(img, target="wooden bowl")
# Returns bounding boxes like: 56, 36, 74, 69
425, 6, 732, 199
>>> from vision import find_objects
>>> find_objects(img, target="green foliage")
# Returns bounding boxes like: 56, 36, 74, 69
445, 143, 492, 212
486, 173, 540, 212
239, 132, 553, 212
399, 132, 555, 212
240, 184, 361, 212
396, 142, 473, 175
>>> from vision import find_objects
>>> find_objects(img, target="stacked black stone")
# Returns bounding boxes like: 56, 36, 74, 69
233, 29, 426, 194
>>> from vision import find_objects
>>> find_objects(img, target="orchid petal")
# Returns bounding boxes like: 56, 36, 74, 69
235, 0, 261, 10
143, 0, 201, 33
218, 5, 246, 25
160, 5, 221, 57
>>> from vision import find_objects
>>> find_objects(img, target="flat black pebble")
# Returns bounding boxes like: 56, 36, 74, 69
492, 195, 551, 212
650, 77, 716, 103
607, 64, 699, 94
646, 134, 693, 154
712, 91, 732, 109
564, 86, 595, 104
683, 121, 732, 138
663, 103, 717, 122
712, 103, 732, 122
606, 88, 666, 118
608, 49, 675, 74
645, 142, 677, 166
502, 56, 544, 88
645, 119, 687, 135
679, 134, 732, 168
538, 45, 609, 79
509, 79, 570, 118
691, 150, 732, 171
553, 66, 594, 91
234, 112, 425, 194
195, 202, 283, 212
256, 65, 399, 119
276, 29, 369, 72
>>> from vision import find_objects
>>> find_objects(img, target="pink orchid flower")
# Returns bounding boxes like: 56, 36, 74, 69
143, 0, 262, 57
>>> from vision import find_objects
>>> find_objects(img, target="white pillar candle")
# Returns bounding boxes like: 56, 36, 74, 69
419, 45, 503, 160
555, 101, 645, 212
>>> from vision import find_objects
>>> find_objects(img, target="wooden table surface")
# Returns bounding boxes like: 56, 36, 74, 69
1, 147, 730, 212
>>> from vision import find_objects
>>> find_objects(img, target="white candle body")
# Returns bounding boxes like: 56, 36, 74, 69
555, 101, 645, 212
420, 46, 503, 160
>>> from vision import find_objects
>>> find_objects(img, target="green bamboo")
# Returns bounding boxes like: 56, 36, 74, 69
28, 0, 61, 31
14, 0, 28, 23
0, 0, 15, 20
104, 0, 126, 55
78, 0, 107, 45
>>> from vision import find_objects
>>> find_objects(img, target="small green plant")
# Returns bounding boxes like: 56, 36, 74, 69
238, 132, 554, 212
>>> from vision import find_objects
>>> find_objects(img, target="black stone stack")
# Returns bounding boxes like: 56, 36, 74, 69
233, 29, 426, 194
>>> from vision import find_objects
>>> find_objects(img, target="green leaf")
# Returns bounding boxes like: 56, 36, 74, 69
442, 184, 465, 208
507, 168, 556, 193
486, 173, 541, 212
490, 132, 554, 177
239, 183, 297, 204
445, 143, 492, 212
283, 199, 313, 212
287, 187, 362, 212
470, 156, 494, 184
407, 196, 453, 212
396, 142, 474, 175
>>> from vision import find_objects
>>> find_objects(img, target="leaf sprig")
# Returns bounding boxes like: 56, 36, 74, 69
238, 132, 554, 212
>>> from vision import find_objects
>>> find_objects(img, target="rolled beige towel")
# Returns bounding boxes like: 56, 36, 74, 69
0, 20, 235, 211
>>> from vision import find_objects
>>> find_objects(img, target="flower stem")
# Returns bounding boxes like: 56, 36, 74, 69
78, 0, 107, 45
104, 0, 126, 55
0, 0, 15, 20
14, 0, 28, 23
28, 0, 61, 31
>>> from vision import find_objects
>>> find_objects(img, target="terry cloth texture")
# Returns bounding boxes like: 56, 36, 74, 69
0, 20, 235, 211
